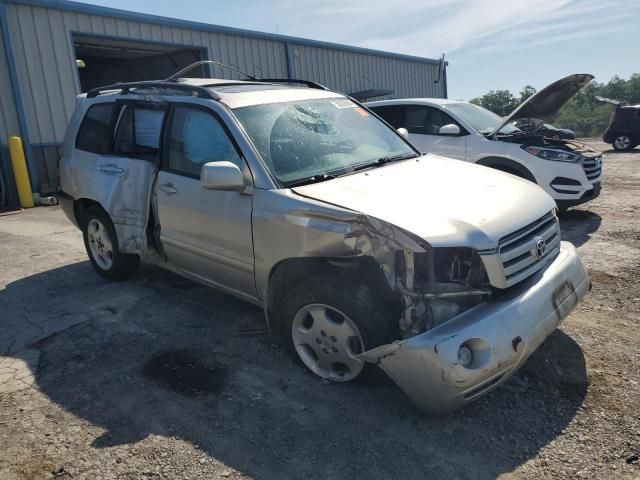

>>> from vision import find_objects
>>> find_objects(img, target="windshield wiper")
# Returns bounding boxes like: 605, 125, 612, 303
286, 152, 418, 187
286, 173, 337, 188
353, 152, 419, 172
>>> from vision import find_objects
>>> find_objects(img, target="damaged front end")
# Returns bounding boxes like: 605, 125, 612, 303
394, 248, 491, 338
358, 241, 589, 415
257, 178, 589, 415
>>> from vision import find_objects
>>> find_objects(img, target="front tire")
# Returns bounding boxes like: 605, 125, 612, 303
612, 134, 633, 151
280, 273, 397, 384
82, 206, 140, 281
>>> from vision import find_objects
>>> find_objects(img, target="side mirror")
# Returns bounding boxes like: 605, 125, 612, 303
200, 161, 245, 191
397, 127, 410, 139
439, 124, 461, 136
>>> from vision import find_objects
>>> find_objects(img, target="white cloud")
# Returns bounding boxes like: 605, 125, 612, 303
242, 0, 640, 60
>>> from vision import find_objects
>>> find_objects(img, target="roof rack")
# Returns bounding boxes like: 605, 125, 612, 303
87, 62, 331, 100
253, 78, 329, 91
86, 81, 220, 100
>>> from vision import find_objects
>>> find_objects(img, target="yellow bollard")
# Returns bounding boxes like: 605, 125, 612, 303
8, 136, 34, 208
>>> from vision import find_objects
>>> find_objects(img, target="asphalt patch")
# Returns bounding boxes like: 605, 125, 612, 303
142, 350, 226, 397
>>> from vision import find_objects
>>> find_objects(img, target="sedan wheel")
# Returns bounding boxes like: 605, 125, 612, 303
291, 303, 365, 382
613, 134, 632, 151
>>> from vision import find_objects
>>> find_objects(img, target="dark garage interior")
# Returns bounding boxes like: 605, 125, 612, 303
72, 35, 206, 92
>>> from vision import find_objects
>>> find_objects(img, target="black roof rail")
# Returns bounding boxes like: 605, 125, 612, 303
253, 78, 329, 91
86, 81, 220, 100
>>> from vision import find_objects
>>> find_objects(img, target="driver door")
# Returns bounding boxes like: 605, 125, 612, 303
154, 104, 256, 301
404, 105, 467, 160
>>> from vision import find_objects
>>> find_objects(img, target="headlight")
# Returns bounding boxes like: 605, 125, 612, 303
523, 146, 581, 163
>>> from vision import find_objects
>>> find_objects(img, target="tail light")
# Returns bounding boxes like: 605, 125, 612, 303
610, 109, 616, 125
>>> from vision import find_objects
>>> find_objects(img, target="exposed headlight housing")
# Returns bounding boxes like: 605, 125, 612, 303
523, 146, 581, 163
458, 344, 473, 367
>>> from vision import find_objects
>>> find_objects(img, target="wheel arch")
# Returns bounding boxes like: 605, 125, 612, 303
265, 256, 401, 333
475, 156, 537, 183
612, 130, 637, 141
73, 197, 106, 228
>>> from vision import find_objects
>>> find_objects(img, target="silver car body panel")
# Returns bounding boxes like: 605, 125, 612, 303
58, 97, 157, 254
291, 154, 556, 250
251, 188, 428, 304
359, 241, 589, 414
59, 80, 590, 414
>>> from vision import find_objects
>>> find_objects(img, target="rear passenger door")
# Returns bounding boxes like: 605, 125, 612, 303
66, 101, 165, 254
154, 104, 256, 301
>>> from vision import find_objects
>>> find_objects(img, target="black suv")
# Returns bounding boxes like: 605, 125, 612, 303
602, 103, 640, 151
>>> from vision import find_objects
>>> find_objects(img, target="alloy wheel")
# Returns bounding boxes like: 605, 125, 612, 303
614, 135, 631, 150
87, 218, 113, 270
291, 303, 365, 382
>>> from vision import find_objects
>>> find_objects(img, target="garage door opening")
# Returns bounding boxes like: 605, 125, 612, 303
73, 35, 206, 92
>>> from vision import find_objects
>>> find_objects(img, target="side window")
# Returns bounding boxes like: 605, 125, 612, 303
406, 106, 457, 135
75, 103, 116, 154
166, 106, 242, 177
114, 104, 166, 159
370, 105, 407, 129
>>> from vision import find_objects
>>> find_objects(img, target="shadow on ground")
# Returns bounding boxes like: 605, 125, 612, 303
602, 148, 640, 154
560, 209, 602, 247
2, 263, 588, 479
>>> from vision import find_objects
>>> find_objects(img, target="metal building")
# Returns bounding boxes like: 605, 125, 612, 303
0, 0, 447, 206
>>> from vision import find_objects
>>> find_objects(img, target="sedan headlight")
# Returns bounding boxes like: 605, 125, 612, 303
523, 146, 581, 163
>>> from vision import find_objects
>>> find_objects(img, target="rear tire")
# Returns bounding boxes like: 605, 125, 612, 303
612, 134, 633, 151
280, 273, 397, 384
82, 206, 140, 281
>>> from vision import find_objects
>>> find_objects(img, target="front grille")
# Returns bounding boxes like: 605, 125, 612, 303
497, 211, 561, 287
582, 155, 602, 181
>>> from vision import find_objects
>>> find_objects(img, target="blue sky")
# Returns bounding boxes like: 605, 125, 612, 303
88, 0, 640, 100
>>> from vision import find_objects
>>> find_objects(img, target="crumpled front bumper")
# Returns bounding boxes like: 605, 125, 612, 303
360, 241, 589, 415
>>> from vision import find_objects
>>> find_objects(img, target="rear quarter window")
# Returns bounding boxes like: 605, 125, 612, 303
75, 103, 116, 154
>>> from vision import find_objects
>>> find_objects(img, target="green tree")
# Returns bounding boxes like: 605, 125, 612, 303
519, 85, 536, 103
469, 90, 519, 117
469, 74, 639, 137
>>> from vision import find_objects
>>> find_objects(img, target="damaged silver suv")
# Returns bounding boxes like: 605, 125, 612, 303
58, 62, 590, 414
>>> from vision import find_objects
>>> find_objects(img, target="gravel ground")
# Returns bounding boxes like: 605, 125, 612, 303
0, 139, 639, 479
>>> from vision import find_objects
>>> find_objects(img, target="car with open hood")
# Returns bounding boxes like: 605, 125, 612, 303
367, 74, 602, 211
57, 62, 590, 414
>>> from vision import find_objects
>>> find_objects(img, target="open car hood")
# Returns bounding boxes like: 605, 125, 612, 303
489, 73, 594, 137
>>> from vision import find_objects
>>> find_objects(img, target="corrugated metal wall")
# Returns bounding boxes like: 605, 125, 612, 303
0, 20, 19, 145
5, 2, 290, 144
5, 2, 443, 146
2, 1, 444, 192
289, 43, 441, 99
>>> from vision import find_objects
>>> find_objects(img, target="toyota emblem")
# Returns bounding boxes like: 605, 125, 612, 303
534, 237, 546, 259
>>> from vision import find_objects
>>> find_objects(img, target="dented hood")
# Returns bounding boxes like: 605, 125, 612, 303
292, 155, 556, 250
489, 73, 594, 137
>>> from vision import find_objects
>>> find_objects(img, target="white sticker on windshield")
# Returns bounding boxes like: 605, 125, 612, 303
330, 99, 357, 109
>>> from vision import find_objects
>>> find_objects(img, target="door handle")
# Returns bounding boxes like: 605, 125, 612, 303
98, 164, 125, 174
159, 183, 177, 195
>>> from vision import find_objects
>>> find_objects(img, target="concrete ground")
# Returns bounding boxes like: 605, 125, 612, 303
1, 140, 639, 479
